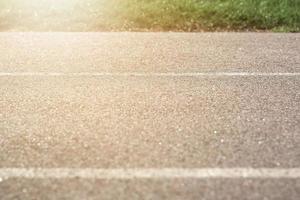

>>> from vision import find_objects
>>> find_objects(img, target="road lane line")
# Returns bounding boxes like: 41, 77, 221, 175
0, 72, 300, 77
0, 168, 299, 180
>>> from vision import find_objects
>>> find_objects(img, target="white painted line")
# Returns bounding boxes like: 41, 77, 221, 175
0, 168, 299, 180
0, 72, 300, 77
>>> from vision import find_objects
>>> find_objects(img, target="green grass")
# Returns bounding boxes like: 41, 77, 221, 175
101, 0, 300, 32
0, 0, 299, 31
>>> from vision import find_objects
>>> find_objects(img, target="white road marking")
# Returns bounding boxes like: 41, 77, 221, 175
0, 168, 299, 180
0, 72, 300, 77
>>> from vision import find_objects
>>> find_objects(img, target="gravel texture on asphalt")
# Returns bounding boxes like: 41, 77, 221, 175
0, 33, 299, 200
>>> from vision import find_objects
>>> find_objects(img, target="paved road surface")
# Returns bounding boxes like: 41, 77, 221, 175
0, 33, 299, 199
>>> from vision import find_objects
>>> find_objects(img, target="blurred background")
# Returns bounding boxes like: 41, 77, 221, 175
0, 0, 299, 32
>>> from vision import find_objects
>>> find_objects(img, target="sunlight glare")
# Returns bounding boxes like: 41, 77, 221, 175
16, 0, 83, 11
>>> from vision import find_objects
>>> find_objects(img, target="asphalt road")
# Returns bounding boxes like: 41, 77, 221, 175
0, 33, 300, 199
